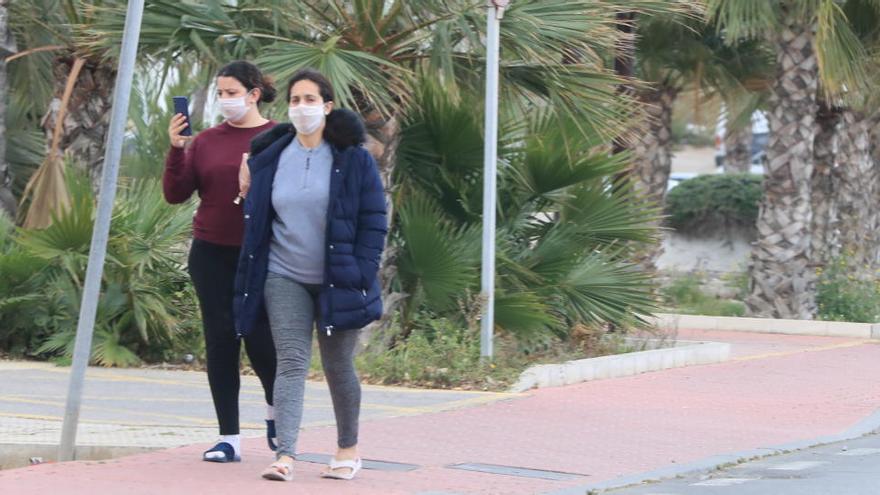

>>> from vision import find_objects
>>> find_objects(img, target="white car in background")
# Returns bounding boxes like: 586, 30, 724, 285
714, 106, 769, 175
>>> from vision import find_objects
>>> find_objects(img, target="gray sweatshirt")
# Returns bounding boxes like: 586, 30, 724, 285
268, 138, 333, 284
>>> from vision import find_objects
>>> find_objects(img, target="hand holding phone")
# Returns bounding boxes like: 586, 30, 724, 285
172, 96, 192, 136
169, 96, 193, 149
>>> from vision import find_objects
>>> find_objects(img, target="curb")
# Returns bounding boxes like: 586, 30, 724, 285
508, 340, 731, 393
651, 313, 880, 339
543, 408, 880, 494
0, 444, 156, 470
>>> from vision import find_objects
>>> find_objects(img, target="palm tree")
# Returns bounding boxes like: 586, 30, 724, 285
392, 83, 659, 345
86, 0, 692, 323
612, 11, 637, 156
630, 14, 771, 267
810, 97, 841, 265
723, 123, 752, 174
5, 0, 127, 227
834, 108, 880, 275
8, 1, 122, 178
0, 0, 15, 217
634, 15, 771, 201
708, 0, 873, 318
826, 0, 880, 279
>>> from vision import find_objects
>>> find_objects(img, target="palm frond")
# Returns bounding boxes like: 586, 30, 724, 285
92, 317, 142, 367
706, 0, 780, 40
560, 181, 662, 247
552, 250, 657, 325
493, 290, 562, 342
257, 38, 411, 116
816, 0, 870, 97
396, 194, 480, 314
16, 170, 92, 259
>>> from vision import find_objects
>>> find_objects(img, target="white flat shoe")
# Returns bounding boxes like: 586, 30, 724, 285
321, 457, 362, 480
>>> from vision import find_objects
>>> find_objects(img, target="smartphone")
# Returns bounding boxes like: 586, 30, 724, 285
172, 96, 192, 136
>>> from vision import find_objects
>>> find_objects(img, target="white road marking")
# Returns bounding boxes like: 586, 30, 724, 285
836, 448, 880, 456
691, 478, 756, 486
768, 461, 829, 471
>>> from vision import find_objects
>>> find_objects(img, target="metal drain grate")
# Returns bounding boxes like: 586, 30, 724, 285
294, 453, 419, 472
447, 462, 588, 481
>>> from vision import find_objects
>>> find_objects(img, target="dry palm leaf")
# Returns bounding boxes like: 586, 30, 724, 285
19, 57, 85, 229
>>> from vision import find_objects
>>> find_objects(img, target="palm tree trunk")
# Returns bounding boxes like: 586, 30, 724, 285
360, 110, 405, 349
612, 12, 637, 156
633, 86, 677, 202
870, 115, 880, 270
0, 0, 16, 217
723, 123, 751, 174
833, 109, 880, 278
746, 18, 819, 319
631, 84, 677, 268
810, 100, 840, 267
41, 56, 115, 189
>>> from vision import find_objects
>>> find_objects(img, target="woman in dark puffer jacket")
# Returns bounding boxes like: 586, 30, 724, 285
234, 68, 386, 482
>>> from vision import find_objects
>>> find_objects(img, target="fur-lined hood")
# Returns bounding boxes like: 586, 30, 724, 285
250, 108, 367, 156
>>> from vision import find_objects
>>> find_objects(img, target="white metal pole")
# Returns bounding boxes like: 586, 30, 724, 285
59, 0, 145, 462
481, 1, 505, 358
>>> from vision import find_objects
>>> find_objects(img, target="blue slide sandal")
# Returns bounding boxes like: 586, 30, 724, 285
203, 442, 240, 463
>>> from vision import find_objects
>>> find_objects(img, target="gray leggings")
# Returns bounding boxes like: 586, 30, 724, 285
263, 273, 361, 458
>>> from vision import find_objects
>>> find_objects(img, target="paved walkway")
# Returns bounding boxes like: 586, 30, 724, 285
0, 360, 511, 453
1, 328, 878, 494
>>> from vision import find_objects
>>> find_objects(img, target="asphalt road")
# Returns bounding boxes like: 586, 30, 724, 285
609, 432, 880, 495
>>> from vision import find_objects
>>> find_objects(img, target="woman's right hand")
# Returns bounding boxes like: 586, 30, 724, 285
238, 153, 251, 201
169, 113, 192, 149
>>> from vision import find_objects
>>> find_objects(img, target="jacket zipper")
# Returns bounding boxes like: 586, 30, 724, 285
303, 153, 311, 189
322, 149, 341, 336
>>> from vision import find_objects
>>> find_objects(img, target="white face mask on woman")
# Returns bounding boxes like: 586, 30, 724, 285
288, 104, 327, 135
218, 91, 253, 122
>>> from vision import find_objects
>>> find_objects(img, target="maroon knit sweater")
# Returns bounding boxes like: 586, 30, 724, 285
163, 120, 275, 246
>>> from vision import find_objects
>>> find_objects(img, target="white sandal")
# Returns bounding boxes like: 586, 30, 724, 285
261, 458, 294, 481
321, 457, 362, 480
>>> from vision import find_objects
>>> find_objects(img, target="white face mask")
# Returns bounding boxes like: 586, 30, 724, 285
218, 91, 253, 122
289, 104, 327, 135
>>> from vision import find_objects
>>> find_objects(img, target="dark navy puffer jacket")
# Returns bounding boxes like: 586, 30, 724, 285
233, 109, 387, 337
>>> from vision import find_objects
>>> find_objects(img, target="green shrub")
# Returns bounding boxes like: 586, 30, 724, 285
0, 212, 53, 355
661, 273, 746, 317
816, 256, 880, 323
357, 315, 499, 389
0, 174, 201, 366
394, 83, 660, 347
352, 310, 645, 391
665, 174, 762, 234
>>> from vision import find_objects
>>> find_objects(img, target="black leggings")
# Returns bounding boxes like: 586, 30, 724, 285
188, 238, 276, 435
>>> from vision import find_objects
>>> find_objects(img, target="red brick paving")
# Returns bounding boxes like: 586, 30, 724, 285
2, 330, 878, 495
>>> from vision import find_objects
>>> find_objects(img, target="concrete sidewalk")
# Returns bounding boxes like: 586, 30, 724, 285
1, 328, 879, 494
0, 360, 513, 468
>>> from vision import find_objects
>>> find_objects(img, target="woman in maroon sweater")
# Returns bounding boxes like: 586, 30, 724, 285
164, 60, 277, 463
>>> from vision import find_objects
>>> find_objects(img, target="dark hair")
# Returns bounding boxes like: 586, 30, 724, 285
216, 60, 277, 103
286, 68, 335, 103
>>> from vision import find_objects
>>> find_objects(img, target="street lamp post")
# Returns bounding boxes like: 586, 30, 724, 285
58, 0, 145, 462
481, 0, 508, 359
